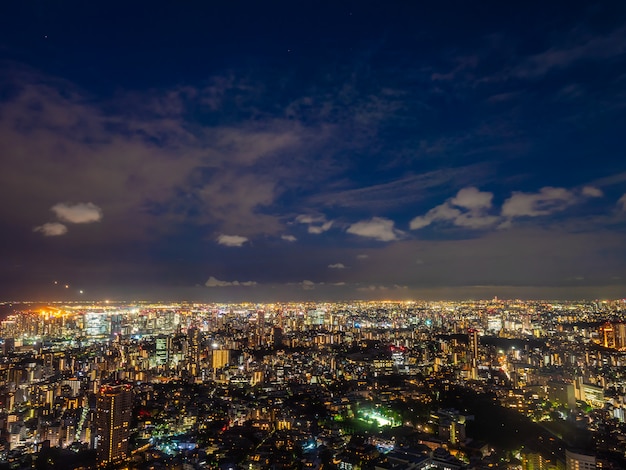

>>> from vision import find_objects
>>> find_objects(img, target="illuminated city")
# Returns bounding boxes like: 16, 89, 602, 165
1, 1, 626, 469
0, 299, 625, 468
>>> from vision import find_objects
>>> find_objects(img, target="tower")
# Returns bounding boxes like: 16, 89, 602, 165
96, 384, 133, 467
155, 335, 168, 367
468, 329, 479, 380
187, 327, 201, 362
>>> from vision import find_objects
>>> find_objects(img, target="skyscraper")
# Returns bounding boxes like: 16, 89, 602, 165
468, 329, 479, 380
155, 336, 168, 367
96, 384, 133, 467
187, 327, 201, 363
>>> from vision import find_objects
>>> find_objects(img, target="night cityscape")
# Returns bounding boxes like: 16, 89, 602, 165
1, 300, 626, 469
1, 1, 626, 469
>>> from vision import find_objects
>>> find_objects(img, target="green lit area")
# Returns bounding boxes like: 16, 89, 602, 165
358, 409, 399, 428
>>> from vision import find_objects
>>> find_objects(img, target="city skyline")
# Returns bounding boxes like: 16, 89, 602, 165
0, 298, 624, 468
1, 1, 626, 301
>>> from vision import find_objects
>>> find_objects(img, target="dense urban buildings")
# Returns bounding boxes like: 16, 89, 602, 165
0, 299, 625, 469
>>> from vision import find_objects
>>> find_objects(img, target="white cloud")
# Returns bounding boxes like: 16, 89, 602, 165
501, 187, 576, 217
347, 217, 402, 241
408, 216, 432, 230
301, 279, 316, 290
296, 214, 333, 234
357, 285, 388, 292
33, 222, 68, 236
357, 284, 407, 292
205, 276, 257, 287
618, 193, 626, 211
356, 254, 369, 259
410, 203, 460, 229
281, 234, 297, 242
216, 234, 249, 247
581, 186, 603, 198
295, 215, 321, 224
51, 202, 102, 224
308, 221, 333, 234
450, 186, 493, 210
410, 187, 497, 230
328, 263, 347, 269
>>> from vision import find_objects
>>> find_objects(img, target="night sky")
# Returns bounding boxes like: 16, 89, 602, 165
1, 1, 625, 301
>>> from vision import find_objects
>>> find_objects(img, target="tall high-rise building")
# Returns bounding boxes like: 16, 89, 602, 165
272, 327, 283, 347
600, 322, 615, 349
96, 384, 133, 467
187, 327, 201, 363
600, 322, 626, 349
155, 336, 168, 367
468, 329, 479, 380
212, 349, 230, 369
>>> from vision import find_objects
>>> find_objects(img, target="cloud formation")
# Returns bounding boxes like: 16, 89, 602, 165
356, 284, 408, 292
581, 186, 603, 198
501, 187, 576, 218
51, 202, 103, 224
513, 26, 626, 78
33, 223, 68, 236
205, 276, 257, 287
216, 234, 249, 247
450, 186, 493, 210
296, 214, 333, 234
410, 187, 498, 230
328, 263, 346, 269
2, 7, 626, 301
347, 217, 402, 241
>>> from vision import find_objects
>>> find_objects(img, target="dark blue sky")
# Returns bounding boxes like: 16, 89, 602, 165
1, 1, 625, 301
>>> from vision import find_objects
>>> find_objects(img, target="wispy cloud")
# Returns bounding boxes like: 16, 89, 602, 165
501, 187, 576, 218
618, 194, 626, 211
581, 186, 603, 198
0, 71, 337, 243
205, 276, 257, 287
513, 26, 626, 78
410, 187, 498, 230
33, 222, 68, 236
356, 284, 408, 292
310, 166, 490, 210
347, 217, 403, 241
216, 234, 249, 247
281, 234, 297, 242
295, 214, 333, 234
328, 263, 347, 269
